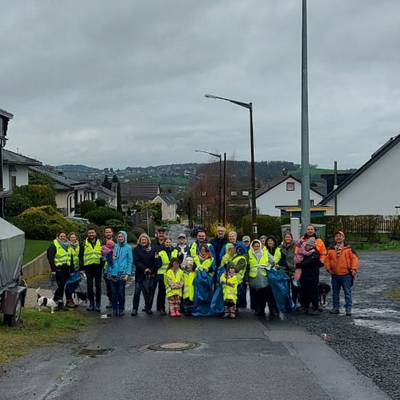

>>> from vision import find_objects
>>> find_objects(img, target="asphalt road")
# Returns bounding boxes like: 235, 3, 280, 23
0, 309, 390, 400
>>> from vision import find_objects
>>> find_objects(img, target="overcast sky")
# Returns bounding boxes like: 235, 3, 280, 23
1, 1, 399, 169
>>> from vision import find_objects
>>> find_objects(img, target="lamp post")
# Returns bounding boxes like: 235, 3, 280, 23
301, 0, 311, 228
205, 94, 257, 238
0, 108, 14, 218
195, 149, 223, 224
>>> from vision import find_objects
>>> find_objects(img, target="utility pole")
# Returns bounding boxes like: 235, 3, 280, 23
301, 0, 311, 228
223, 152, 227, 225
334, 161, 338, 216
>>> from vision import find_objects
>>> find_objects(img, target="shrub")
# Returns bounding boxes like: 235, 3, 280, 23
84, 207, 123, 225
5, 193, 33, 216
14, 184, 56, 207
95, 198, 106, 207
241, 215, 289, 240
208, 221, 236, 236
77, 200, 97, 216
14, 206, 79, 240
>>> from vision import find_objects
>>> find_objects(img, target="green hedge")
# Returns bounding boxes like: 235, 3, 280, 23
241, 215, 290, 239
13, 206, 81, 240
84, 207, 123, 225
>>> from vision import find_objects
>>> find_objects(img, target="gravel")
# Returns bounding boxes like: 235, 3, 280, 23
291, 251, 400, 400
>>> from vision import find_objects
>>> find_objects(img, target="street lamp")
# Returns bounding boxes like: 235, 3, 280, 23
301, 0, 311, 228
195, 149, 223, 224
0, 108, 14, 218
205, 94, 258, 238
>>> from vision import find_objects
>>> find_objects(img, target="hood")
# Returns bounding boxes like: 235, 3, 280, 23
117, 231, 128, 246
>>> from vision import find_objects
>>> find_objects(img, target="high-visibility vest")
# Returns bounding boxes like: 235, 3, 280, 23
248, 248, 269, 278
53, 240, 71, 268
83, 239, 102, 266
69, 243, 80, 270
193, 255, 214, 272
158, 248, 178, 275
164, 268, 184, 298
189, 241, 213, 257
220, 253, 233, 268
183, 271, 196, 301
232, 255, 247, 283
220, 274, 239, 303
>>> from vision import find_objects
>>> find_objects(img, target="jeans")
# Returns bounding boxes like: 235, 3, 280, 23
132, 280, 154, 312
85, 264, 102, 307
53, 270, 72, 303
332, 274, 353, 311
110, 279, 126, 316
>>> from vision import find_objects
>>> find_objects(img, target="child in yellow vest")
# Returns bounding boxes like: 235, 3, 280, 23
183, 256, 196, 316
164, 258, 184, 318
220, 265, 239, 319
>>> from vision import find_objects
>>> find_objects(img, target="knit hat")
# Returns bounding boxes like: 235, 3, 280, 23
242, 235, 251, 243
306, 237, 316, 248
178, 233, 186, 239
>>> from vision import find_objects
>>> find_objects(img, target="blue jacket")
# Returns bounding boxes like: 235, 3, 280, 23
108, 231, 133, 277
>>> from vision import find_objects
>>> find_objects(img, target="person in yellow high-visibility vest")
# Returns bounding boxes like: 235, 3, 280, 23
155, 238, 178, 315
182, 256, 196, 316
220, 265, 239, 319
79, 227, 103, 312
47, 231, 72, 309
164, 258, 184, 317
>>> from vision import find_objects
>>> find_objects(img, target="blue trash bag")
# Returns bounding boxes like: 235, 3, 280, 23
268, 268, 295, 313
65, 271, 81, 285
209, 286, 224, 316
192, 269, 214, 316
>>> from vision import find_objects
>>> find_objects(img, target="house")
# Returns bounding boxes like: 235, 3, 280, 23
256, 175, 329, 217
30, 166, 117, 216
2, 149, 42, 193
152, 193, 177, 221
320, 134, 400, 215
119, 182, 160, 212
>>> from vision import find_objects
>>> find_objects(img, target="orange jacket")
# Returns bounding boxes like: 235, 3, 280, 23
295, 237, 327, 263
325, 246, 359, 276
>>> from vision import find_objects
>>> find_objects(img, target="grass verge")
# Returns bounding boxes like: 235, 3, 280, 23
0, 308, 90, 364
23, 239, 50, 265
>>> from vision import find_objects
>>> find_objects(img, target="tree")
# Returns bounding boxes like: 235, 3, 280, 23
5, 194, 33, 216
13, 184, 56, 207
102, 175, 112, 190
78, 200, 97, 216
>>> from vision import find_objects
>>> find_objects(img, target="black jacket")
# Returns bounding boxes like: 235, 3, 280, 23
299, 251, 323, 280
47, 243, 72, 272
134, 245, 156, 281
210, 236, 228, 267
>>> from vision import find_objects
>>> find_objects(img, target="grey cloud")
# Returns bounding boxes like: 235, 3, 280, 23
1, 0, 399, 169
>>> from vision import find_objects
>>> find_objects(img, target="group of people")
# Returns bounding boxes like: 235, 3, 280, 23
47, 223, 359, 319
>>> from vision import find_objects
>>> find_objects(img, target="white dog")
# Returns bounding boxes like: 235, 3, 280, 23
36, 288, 58, 314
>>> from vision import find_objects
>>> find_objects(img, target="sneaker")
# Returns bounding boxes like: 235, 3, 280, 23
229, 313, 236, 319
278, 312, 286, 321
175, 310, 181, 317
66, 300, 77, 309
309, 309, 320, 316
160, 310, 167, 316
131, 310, 138, 316
346, 310, 352, 317
145, 309, 153, 315
329, 309, 340, 314
95, 305, 101, 313
223, 312, 230, 318
86, 304, 94, 312
170, 311, 176, 317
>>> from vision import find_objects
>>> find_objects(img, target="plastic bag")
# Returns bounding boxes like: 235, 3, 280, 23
249, 267, 269, 289
268, 268, 295, 313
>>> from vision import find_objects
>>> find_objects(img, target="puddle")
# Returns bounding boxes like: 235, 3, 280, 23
78, 348, 113, 358
353, 319, 400, 335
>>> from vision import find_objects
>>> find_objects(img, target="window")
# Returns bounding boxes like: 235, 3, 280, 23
242, 190, 249, 196
231, 191, 238, 197
286, 182, 295, 191
10, 175, 17, 190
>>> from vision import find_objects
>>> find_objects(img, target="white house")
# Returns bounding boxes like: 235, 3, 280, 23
2, 149, 42, 192
152, 193, 177, 221
256, 175, 326, 217
30, 166, 117, 217
321, 134, 400, 215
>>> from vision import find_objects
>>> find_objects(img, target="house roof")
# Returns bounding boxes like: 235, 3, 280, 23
30, 166, 84, 191
320, 134, 400, 204
92, 184, 116, 198
156, 193, 176, 205
0, 109, 13, 120
256, 174, 324, 198
3, 149, 42, 166
120, 182, 160, 202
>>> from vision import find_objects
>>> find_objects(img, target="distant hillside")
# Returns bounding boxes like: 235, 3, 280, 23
57, 164, 100, 173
